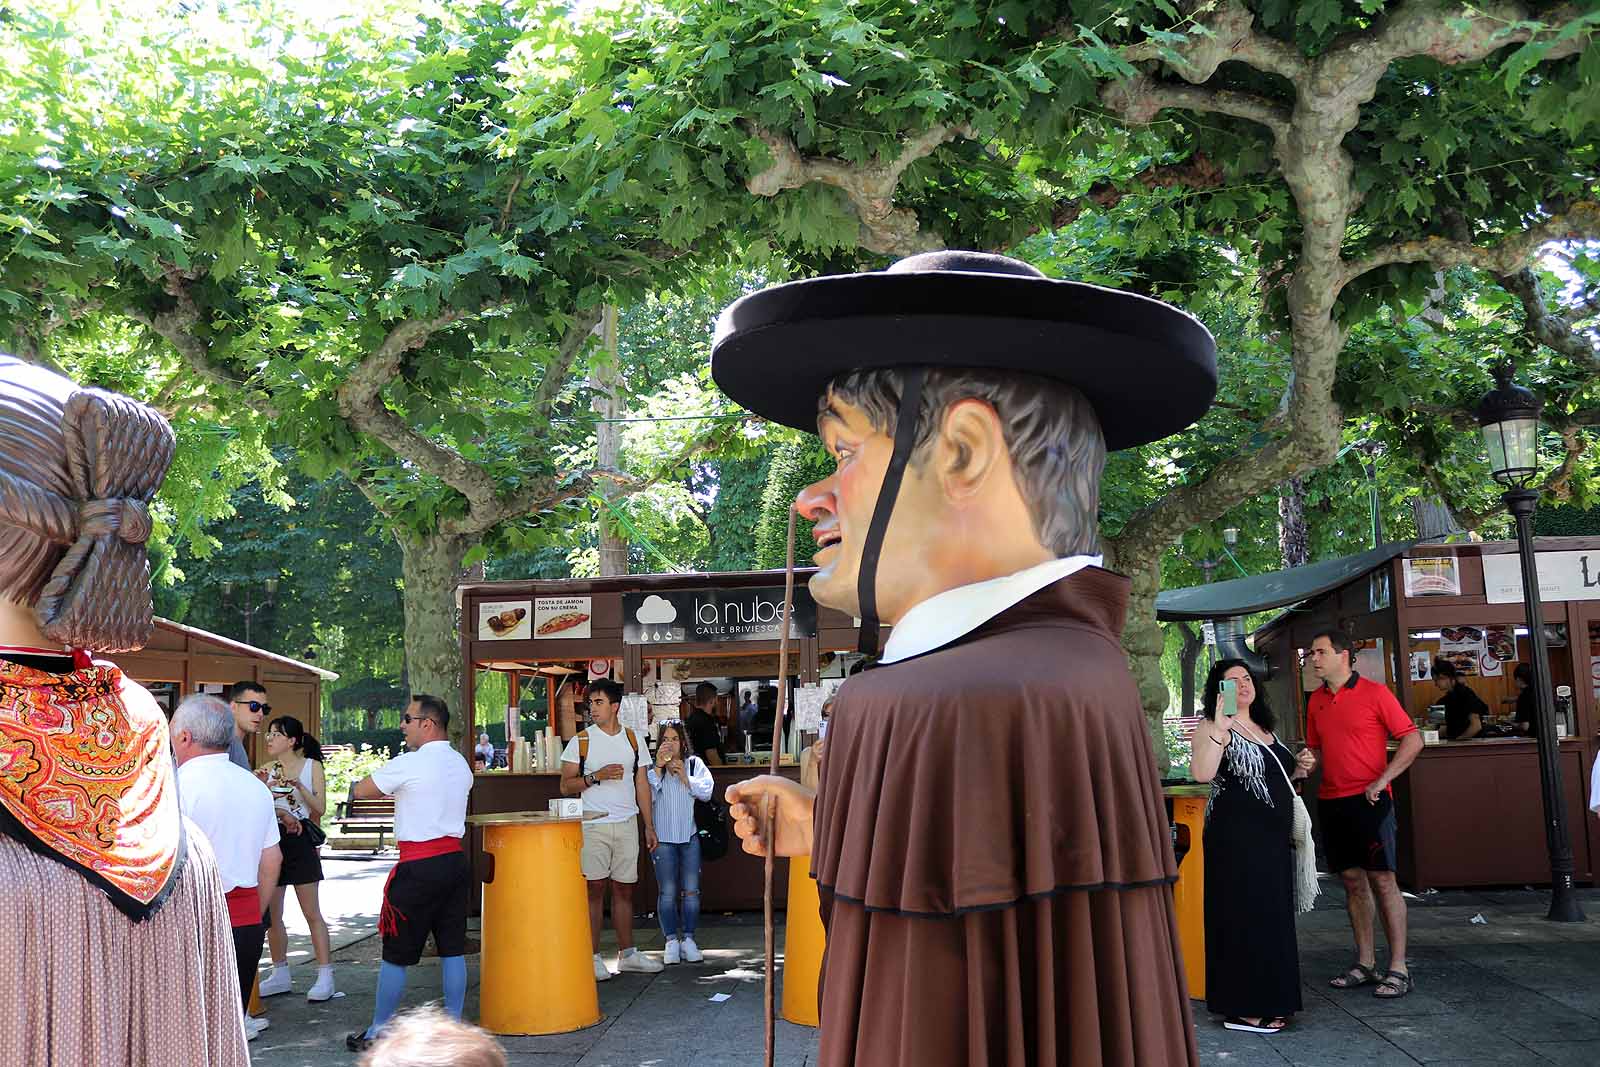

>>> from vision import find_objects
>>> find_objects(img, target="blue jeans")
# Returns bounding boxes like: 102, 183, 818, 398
652, 836, 701, 939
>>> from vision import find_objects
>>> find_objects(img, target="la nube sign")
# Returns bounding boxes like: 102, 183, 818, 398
622, 587, 818, 645
1482, 550, 1600, 604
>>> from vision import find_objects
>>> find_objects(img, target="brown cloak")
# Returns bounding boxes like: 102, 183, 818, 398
810, 568, 1196, 1066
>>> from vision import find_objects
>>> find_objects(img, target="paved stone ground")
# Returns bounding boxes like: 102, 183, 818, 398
252, 855, 1600, 1065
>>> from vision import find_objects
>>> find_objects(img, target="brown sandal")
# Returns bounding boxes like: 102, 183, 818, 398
1329, 962, 1378, 989
1374, 970, 1413, 998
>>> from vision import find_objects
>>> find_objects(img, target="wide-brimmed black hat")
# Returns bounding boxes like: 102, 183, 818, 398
711, 250, 1217, 450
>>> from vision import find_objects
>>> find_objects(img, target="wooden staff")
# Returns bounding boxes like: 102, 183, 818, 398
764, 503, 798, 1067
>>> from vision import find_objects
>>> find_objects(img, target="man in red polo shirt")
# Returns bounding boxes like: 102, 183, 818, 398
1306, 630, 1424, 1001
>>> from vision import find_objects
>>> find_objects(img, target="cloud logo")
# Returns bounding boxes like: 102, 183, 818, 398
635, 595, 677, 625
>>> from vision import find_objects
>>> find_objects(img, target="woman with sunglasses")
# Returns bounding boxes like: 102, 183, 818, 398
648, 720, 714, 964
256, 715, 336, 1002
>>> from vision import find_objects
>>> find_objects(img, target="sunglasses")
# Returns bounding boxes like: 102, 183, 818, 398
401, 713, 438, 726
232, 700, 271, 714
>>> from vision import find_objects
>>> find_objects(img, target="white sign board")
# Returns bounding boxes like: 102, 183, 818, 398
534, 596, 592, 639
1483, 550, 1600, 604
478, 600, 532, 640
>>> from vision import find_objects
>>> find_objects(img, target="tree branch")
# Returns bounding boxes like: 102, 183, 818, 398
129, 265, 276, 414
1118, 0, 1310, 83
1497, 267, 1600, 373
743, 122, 975, 255
1340, 203, 1600, 288
1100, 75, 1292, 140
531, 305, 605, 424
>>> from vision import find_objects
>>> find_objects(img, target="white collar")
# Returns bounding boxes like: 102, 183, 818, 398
878, 555, 1102, 665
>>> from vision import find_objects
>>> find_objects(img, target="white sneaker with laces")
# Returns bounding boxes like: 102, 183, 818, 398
307, 968, 336, 1002
258, 967, 290, 997
664, 939, 681, 965
617, 948, 664, 974
680, 937, 703, 963
593, 953, 614, 982
244, 1016, 270, 1041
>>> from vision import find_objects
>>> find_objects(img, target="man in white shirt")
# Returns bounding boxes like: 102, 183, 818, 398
173, 694, 282, 1042
346, 694, 474, 1053
560, 678, 663, 980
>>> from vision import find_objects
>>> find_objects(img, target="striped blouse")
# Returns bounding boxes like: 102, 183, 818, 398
647, 757, 714, 844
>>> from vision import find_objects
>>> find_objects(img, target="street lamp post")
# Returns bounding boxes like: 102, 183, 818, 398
1476, 366, 1584, 923
220, 578, 278, 648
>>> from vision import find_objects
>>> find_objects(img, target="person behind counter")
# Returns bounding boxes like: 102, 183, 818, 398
1512, 664, 1539, 739
685, 681, 725, 764
1430, 659, 1486, 740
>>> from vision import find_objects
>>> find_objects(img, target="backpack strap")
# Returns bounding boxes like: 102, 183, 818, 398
578, 727, 639, 777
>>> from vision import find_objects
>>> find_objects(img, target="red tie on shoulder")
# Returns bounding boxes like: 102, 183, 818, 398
0, 645, 92, 669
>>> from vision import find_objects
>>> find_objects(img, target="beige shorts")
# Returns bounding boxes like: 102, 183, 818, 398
580, 820, 639, 883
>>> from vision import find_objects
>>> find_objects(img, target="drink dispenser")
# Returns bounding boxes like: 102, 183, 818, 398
1555, 685, 1573, 738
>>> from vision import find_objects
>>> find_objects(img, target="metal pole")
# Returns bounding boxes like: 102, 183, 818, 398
1506, 488, 1584, 922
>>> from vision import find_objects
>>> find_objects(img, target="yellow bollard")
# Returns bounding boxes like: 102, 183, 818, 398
781, 855, 825, 1027
1169, 794, 1207, 1000
471, 812, 601, 1035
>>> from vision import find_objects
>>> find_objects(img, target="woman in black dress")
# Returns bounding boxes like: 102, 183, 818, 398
1190, 658, 1315, 1034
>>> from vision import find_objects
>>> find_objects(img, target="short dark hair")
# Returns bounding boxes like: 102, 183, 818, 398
694, 682, 718, 707
1513, 662, 1534, 685
1312, 629, 1354, 661
228, 679, 266, 702
588, 679, 624, 705
1431, 657, 1460, 681
410, 693, 449, 730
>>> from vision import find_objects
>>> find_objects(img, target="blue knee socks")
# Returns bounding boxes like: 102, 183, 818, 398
442, 956, 467, 1020
365, 961, 408, 1039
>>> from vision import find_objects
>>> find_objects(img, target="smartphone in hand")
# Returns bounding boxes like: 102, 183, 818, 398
1219, 678, 1238, 717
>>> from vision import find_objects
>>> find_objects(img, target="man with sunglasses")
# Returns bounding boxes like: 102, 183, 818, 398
227, 680, 270, 770
346, 694, 474, 1052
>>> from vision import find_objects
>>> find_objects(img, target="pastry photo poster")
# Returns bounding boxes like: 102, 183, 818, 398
534, 596, 592, 640
478, 600, 533, 640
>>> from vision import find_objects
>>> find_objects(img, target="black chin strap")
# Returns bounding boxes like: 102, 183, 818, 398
857, 367, 927, 658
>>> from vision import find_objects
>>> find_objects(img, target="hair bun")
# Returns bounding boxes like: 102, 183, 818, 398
79, 497, 154, 546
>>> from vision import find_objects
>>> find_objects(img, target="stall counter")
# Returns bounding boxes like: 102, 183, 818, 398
468, 763, 807, 916
1385, 737, 1591, 889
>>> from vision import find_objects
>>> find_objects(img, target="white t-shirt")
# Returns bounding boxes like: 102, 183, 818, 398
178, 751, 280, 893
561, 726, 642, 824
1589, 751, 1600, 815
370, 739, 473, 842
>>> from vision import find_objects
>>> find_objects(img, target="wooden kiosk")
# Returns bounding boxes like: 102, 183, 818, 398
1161, 538, 1600, 890
458, 568, 863, 914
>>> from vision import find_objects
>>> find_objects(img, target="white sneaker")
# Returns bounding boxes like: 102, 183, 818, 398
258, 967, 290, 997
307, 968, 336, 1002
617, 948, 664, 974
244, 1016, 270, 1041
680, 937, 703, 963
593, 953, 614, 982
664, 939, 681, 965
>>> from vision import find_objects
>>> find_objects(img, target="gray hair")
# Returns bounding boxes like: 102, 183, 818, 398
171, 694, 235, 751
820, 367, 1105, 556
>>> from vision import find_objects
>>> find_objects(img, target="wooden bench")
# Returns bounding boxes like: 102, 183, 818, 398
334, 787, 396, 850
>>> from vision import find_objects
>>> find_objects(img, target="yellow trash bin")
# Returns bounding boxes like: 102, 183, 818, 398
469, 811, 601, 1035
781, 855, 825, 1027
1165, 787, 1208, 1001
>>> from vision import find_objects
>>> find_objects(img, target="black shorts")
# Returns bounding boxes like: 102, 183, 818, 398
278, 822, 324, 886
1319, 792, 1398, 873
381, 851, 471, 966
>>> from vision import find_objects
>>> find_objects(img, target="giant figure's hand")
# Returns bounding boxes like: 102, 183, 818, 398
725, 775, 815, 858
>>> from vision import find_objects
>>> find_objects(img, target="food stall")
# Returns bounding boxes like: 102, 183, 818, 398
109, 616, 334, 764
1159, 538, 1600, 890
458, 568, 865, 914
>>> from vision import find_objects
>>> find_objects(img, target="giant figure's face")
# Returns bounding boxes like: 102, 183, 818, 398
796, 394, 940, 625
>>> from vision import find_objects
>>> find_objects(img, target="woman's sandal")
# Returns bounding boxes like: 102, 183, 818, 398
1328, 962, 1378, 989
1374, 970, 1413, 998
1223, 1016, 1288, 1034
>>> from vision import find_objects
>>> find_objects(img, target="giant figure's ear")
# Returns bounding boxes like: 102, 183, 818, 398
935, 397, 1009, 501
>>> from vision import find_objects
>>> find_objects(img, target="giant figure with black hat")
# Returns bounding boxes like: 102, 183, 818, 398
721, 252, 1213, 1066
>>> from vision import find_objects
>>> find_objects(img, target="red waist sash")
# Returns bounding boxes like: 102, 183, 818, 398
224, 885, 261, 928
397, 836, 462, 863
